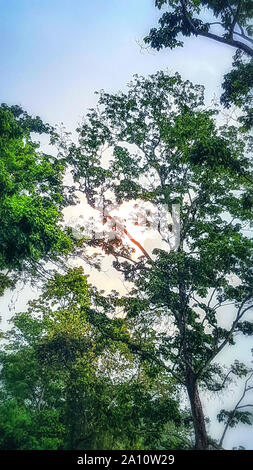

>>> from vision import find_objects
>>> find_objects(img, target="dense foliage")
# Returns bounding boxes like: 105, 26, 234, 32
144, 1, 253, 128
68, 71, 253, 449
0, 104, 72, 295
0, 268, 190, 450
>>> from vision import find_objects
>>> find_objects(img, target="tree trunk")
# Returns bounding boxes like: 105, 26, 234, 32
177, 251, 208, 449
186, 368, 208, 450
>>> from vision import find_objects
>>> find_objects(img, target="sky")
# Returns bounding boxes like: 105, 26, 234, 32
0, 0, 252, 450
0, 0, 235, 131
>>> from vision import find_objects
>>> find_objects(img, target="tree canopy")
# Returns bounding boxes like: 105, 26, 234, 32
144, 1, 253, 56
144, 1, 253, 129
0, 267, 189, 450
0, 104, 73, 295
68, 71, 253, 449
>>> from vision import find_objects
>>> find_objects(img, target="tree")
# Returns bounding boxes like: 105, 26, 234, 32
0, 311, 66, 449
68, 71, 253, 449
144, 1, 253, 128
0, 267, 188, 449
0, 104, 73, 295
220, 51, 253, 130
144, 1, 253, 56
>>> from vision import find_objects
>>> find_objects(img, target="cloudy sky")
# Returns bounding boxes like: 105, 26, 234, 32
0, 0, 252, 449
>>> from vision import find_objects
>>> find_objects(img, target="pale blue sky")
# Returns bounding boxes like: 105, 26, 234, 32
0, 0, 252, 450
0, 0, 234, 130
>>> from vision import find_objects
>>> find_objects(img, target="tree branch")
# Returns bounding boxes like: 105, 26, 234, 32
208, 437, 224, 450
209, 369, 235, 392
237, 23, 245, 36
87, 308, 184, 384
123, 225, 152, 260
82, 186, 152, 261
197, 297, 253, 378
233, 31, 253, 45
229, 1, 242, 38
237, 404, 253, 409
198, 30, 253, 56
219, 371, 253, 447
180, 0, 253, 57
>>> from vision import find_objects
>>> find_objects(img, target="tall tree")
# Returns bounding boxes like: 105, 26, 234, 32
68, 71, 253, 449
0, 104, 73, 295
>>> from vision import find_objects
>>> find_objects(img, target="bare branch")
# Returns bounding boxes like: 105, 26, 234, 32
207, 288, 217, 308
123, 225, 152, 260
237, 23, 245, 36
208, 437, 224, 450
81, 185, 152, 261
237, 404, 253, 409
210, 369, 235, 392
207, 22, 224, 27
198, 30, 253, 56
233, 31, 253, 45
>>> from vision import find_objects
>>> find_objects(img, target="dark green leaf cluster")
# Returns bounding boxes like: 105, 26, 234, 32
221, 53, 253, 130
217, 409, 252, 427
0, 105, 73, 293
